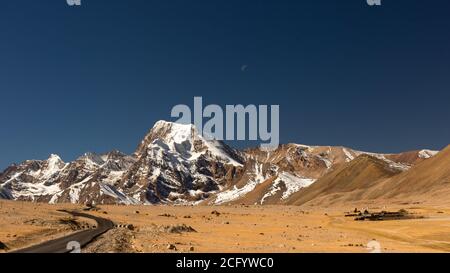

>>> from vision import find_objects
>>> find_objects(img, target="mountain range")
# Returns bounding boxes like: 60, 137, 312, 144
0, 120, 446, 207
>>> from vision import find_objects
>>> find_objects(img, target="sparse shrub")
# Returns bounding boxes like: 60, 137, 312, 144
211, 210, 221, 216
158, 213, 174, 218
58, 217, 81, 230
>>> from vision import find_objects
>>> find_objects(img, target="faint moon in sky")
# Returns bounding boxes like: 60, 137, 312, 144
241, 65, 248, 72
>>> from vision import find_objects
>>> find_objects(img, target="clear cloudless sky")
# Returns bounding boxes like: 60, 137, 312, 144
1, 0, 450, 169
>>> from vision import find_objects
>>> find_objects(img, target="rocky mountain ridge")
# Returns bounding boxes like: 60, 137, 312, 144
0, 120, 440, 205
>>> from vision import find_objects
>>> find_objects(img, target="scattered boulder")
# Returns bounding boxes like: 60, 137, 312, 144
160, 224, 196, 234
83, 203, 99, 211
167, 244, 177, 250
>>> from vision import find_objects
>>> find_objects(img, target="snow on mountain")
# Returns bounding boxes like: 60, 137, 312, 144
137, 120, 243, 166
118, 120, 245, 204
35, 154, 67, 179
0, 154, 67, 201
0, 120, 441, 205
418, 149, 439, 159
273, 173, 316, 200
214, 162, 266, 205
343, 148, 355, 162
0, 151, 136, 204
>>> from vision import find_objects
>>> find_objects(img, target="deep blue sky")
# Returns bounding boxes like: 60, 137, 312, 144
1, 0, 450, 169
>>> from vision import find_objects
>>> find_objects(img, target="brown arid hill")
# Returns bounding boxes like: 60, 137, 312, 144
285, 145, 450, 207
384, 149, 437, 165
362, 144, 450, 203
284, 154, 402, 206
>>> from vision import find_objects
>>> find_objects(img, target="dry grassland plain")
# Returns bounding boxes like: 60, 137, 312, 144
1, 200, 450, 253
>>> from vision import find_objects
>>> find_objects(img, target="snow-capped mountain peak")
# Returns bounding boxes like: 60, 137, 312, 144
137, 120, 243, 166
152, 120, 195, 144
418, 149, 439, 159
48, 153, 63, 163
39, 154, 66, 178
